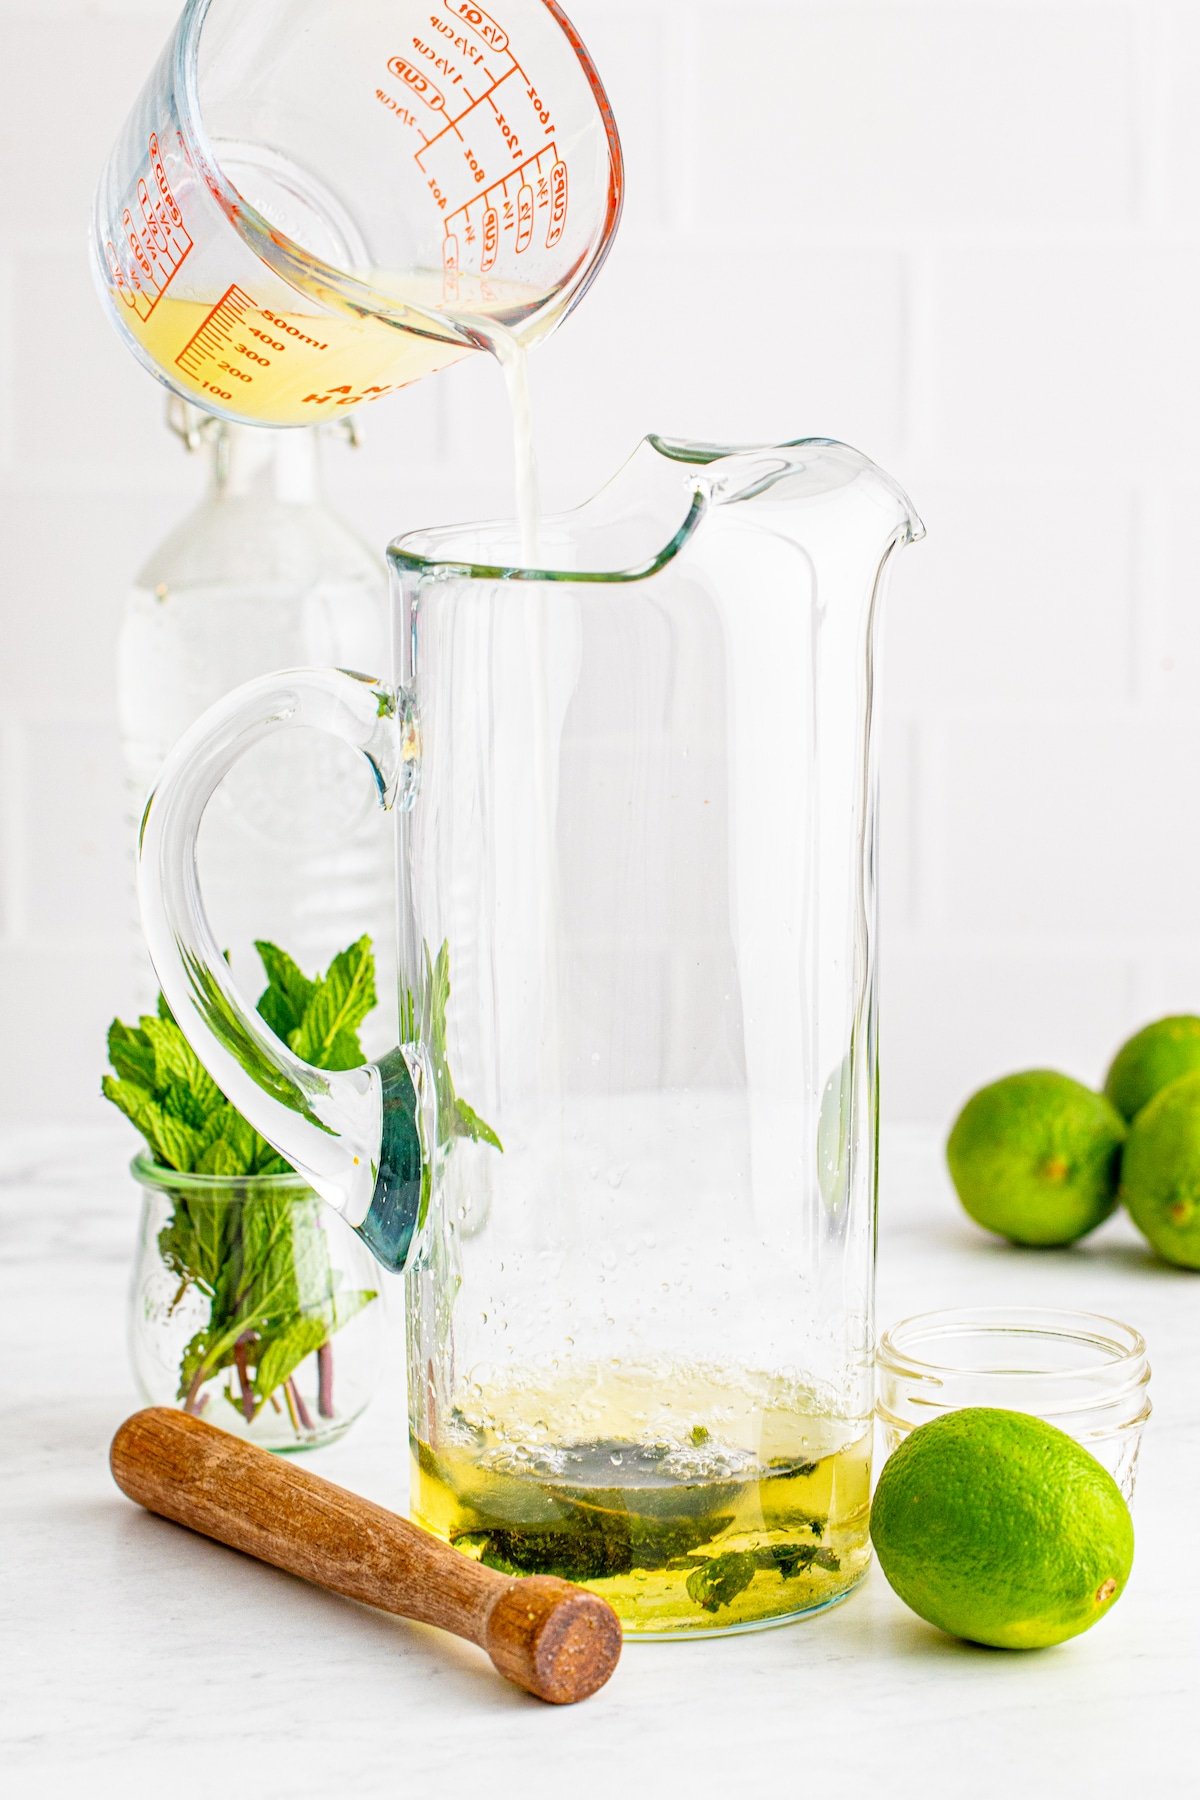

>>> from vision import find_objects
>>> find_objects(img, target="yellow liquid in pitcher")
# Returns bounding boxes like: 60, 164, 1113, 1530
411, 1364, 872, 1635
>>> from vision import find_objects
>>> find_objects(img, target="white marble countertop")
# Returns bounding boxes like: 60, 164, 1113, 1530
2, 1125, 1194, 1797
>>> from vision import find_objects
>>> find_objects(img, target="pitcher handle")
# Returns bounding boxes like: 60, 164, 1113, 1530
136, 666, 429, 1274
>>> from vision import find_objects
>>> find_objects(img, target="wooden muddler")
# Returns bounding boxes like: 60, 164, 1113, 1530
110, 1407, 622, 1705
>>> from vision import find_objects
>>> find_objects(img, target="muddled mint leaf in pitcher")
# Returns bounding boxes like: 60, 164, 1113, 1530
454, 1099, 504, 1154
346, 938, 504, 1273
406, 939, 503, 1156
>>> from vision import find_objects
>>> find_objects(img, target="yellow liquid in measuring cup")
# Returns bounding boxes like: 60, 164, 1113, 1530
125, 288, 470, 425
411, 1363, 872, 1634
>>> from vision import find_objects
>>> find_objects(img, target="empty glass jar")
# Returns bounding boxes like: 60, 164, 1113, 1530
877, 1307, 1151, 1501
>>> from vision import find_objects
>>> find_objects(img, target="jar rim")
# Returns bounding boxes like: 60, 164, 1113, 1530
130, 1152, 312, 1198
878, 1305, 1148, 1381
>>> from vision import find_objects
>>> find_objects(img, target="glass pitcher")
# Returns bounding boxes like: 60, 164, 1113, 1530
137, 436, 923, 1635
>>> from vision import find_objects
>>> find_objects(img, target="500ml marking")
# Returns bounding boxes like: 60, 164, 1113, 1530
174, 284, 259, 401
172, 289, 330, 403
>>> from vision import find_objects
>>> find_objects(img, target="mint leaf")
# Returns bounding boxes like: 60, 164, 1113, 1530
158, 1187, 231, 1295
320, 1286, 377, 1333
180, 945, 331, 1133
107, 1020, 156, 1088
686, 1552, 758, 1613
253, 1315, 328, 1402
195, 1138, 245, 1178
408, 940, 503, 1156
141, 1014, 222, 1116
102, 1075, 205, 1172
455, 1097, 503, 1152
684, 1542, 841, 1613
255, 940, 315, 1038
160, 1080, 213, 1131
257, 984, 298, 1043
196, 1103, 261, 1175
289, 935, 375, 1066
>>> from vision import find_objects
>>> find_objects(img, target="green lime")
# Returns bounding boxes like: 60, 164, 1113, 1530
1104, 1015, 1200, 1121
870, 1408, 1133, 1649
1120, 1069, 1200, 1268
946, 1071, 1124, 1246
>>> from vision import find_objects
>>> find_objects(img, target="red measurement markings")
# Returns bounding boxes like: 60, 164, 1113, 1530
446, 1, 509, 54
515, 182, 534, 252
417, 63, 516, 160
175, 285, 255, 379
546, 159, 568, 248
444, 141, 565, 260
108, 132, 192, 322
446, 141, 557, 216
388, 56, 447, 112
480, 204, 500, 272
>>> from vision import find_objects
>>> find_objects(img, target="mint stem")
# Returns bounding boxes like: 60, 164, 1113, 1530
234, 1333, 255, 1422
183, 1363, 208, 1415
317, 1343, 334, 1418
289, 1377, 315, 1432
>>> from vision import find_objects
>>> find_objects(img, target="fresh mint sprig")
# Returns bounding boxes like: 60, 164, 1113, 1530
103, 937, 380, 1432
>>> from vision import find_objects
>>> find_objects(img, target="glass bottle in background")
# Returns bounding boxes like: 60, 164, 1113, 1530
118, 405, 394, 1042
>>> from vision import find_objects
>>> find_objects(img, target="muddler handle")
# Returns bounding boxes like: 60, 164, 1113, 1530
110, 1407, 621, 1705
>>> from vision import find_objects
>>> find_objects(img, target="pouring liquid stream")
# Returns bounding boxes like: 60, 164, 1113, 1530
479, 327, 567, 1127
489, 327, 542, 569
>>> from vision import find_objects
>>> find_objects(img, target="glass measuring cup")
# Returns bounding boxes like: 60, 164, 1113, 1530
92, 0, 623, 425
135, 435, 923, 1634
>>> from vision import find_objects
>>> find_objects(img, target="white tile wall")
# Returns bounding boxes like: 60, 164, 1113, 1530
2, 0, 1197, 1127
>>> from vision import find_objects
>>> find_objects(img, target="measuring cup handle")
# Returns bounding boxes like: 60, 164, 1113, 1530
137, 667, 430, 1274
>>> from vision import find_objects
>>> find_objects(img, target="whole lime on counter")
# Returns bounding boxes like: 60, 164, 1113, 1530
946, 1071, 1124, 1246
1104, 1015, 1200, 1121
870, 1408, 1134, 1649
1120, 1069, 1200, 1268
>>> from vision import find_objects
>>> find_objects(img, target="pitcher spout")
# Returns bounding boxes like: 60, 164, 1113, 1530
388, 433, 923, 585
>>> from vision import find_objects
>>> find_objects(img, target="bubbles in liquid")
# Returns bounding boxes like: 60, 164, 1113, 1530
412, 1360, 873, 1634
